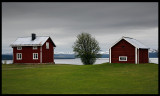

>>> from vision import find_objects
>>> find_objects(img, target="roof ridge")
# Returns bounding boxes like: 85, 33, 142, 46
123, 36, 133, 39
17, 36, 50, 38
123, 37, 149, 49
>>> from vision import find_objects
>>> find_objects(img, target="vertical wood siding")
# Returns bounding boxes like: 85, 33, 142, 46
13, 38, 55, 64
42, 38, 54, 63
111, 39, 135, 63
139, 49, 149, 63
13, 46, 40, 63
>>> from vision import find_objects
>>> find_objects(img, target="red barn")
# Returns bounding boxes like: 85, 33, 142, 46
109, 36, 149, 64
10, 33, 56, 64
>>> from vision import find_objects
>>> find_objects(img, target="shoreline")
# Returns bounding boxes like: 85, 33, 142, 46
2, 58, 158, 65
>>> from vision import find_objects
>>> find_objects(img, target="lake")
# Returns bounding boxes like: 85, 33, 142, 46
1, 58, 158, 65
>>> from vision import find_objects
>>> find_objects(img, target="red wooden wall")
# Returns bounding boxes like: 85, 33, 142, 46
42, 38, 54, 63
13, 38, 54, 64
111, 39, 135, 63
13, 46, 40, 63
139, 49, 149, 63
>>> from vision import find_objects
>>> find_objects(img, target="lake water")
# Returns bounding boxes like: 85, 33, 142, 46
1, 58, 158, 65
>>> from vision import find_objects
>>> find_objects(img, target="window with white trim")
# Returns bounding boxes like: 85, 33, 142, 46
17, 53, 22, 60
119, 56, 127, 61
46, 42, 49, 49
33, 46, 37, 50
33, 53, 38, 60
17, 46, 22, 50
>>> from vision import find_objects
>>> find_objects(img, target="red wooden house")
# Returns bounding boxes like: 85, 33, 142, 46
109, 36, 149, 64
10, 33, 56, 64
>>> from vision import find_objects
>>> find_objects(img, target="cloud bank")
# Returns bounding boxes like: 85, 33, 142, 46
2, 2, 158, 54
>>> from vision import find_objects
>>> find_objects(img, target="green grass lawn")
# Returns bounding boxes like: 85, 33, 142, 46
2, 63, 158, 94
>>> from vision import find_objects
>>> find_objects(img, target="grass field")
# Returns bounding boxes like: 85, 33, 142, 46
2, 63, 158, 94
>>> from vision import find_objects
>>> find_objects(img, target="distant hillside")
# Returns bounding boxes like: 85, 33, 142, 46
2, 53, 158, 60
2, 55, 13, 60
54, 54, 75, 59
149, 53, 158, 58
100, 54, 109, 58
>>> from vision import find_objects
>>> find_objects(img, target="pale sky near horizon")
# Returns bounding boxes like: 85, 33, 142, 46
2, 2, 158, 54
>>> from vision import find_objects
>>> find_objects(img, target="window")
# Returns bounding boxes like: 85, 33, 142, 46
46, 42, 49, 49
33, 53, 38, 60
119, 56, 127, 61
17, 53, 22, 60
33, 46, 37, 50
17, 46, 22, 50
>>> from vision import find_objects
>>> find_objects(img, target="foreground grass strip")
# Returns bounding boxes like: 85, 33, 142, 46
2, 63, 158, 94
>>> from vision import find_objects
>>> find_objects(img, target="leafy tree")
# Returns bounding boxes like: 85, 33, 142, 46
73, 33, 101, 65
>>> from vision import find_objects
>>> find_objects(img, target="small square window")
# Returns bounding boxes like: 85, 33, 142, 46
33, 46, 37, 50
17, 46, 22, 50
119, 56, 127, 61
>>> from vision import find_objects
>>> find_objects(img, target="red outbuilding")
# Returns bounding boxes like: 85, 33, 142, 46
109, 36, 149, 64
10, 33, 56, 64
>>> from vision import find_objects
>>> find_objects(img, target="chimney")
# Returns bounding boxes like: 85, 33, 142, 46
32, 33, 36, 40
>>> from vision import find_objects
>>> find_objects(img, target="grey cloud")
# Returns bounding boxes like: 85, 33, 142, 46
2, 2, 158, 53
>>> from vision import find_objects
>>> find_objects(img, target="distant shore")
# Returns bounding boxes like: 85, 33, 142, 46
2, 58, 158, 65
2, 53, 158, 60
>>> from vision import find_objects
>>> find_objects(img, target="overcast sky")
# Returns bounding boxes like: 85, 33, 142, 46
2, 2, 158, 54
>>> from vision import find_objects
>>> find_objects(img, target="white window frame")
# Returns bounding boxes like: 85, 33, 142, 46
119, 56, 127, 61
33, 53, 38, 60
46, 42, 49, 49
33, 46, 38, 50
17, 53, 22, 60
17, 46, 22, 50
